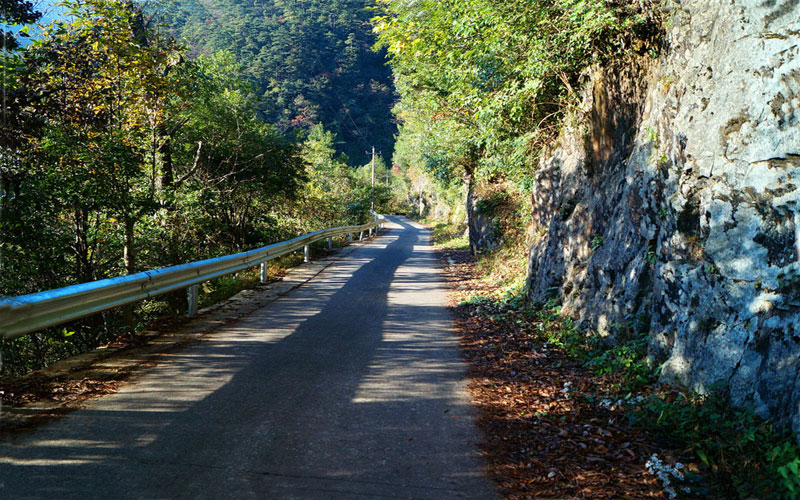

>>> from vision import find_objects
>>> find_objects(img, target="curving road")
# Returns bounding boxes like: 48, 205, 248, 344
0, 216, 497, 500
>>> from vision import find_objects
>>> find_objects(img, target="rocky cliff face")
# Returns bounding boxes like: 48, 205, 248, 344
527, 0, 800, 432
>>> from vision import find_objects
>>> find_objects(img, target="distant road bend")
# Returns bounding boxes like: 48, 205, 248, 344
0, 216, 497, 500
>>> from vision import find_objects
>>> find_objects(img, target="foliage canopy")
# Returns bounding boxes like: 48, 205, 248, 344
375, 0, 660, 190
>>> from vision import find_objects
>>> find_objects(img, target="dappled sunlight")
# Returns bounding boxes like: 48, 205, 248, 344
349, 226, 470, 405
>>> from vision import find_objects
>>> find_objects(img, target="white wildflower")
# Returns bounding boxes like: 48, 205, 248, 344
646, 453, 689, 498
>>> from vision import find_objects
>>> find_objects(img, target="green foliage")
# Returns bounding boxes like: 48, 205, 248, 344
171, 51, 304, 250
375, 0, 662, 229
529, 304, 655, 392
165, 0, 396, 164
520, 298, 800, 498
584, 334, 653, 391
199, 269, 261, 309
0, 0, 41, 51
633, 389, 800, 499
474, 191, 508, 216
425, 221, 469, 250
375, 0, 661, 188
0, 0, 313, 376
590, 235, 604, 252
459, 290, 800, 498
496, 297, 800, 498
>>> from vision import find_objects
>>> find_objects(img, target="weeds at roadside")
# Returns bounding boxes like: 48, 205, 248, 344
631, 389, 800, 499
0, 240, 340, 377
421, 219, 469, 250
457, 291, 800, 499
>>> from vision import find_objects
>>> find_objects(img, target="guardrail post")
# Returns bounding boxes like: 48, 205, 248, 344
369, 227, 373, 237
348, 233, 352, 242
260, 262, 267, 283
359, 231, 364, 241
304, 244, 310, 263
187, 284, 199, 316
327, 237, 332, 250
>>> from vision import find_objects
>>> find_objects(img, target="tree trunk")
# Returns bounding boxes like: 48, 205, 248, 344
124, 216, 136, 275
74, 208, 93, 282
123, 216, 136, 329
159, 134, 174, 193
465, 173, 478, 256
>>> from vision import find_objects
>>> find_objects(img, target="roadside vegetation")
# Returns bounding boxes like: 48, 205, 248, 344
431, 217, 800, 499
375, 0, 662, 211
5, 0, 800, 495
166, 0, 397, 163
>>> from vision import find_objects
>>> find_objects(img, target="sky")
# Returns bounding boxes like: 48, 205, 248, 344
2, 0, 70, 45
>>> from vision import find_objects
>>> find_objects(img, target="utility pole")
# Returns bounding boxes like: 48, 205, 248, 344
366, 146, 381, 211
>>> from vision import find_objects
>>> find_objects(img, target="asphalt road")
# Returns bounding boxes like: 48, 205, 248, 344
0, 216, 497, 500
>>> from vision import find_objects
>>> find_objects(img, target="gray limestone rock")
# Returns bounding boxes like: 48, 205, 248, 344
526, 0, 800, 435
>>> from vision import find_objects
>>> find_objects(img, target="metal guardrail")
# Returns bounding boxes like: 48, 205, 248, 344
0, 215, 385, 339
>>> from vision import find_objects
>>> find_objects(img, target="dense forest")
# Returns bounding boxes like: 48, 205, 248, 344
0, 0, 401, 375
166, 0, 396, 163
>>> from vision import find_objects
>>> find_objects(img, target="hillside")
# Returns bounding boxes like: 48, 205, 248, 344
166, 0, 396, 164
4, 0, 800, 496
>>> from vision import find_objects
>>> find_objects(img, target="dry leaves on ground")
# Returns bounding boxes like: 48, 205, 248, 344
440, 247, 670, 499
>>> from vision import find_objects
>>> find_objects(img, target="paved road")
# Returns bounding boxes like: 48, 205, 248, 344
0, 217, 497, 500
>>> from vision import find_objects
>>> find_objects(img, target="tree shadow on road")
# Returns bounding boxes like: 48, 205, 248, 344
0, 217, 496, 499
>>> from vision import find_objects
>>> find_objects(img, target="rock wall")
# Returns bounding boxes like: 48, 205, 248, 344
467, 181, 501, 255
527, 0, 800, 432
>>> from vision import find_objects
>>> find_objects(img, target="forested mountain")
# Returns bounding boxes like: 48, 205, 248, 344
166, 0, 396, 163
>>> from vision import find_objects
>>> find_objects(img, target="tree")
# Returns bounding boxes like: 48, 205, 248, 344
373, 0, 660, 235
0, 0, 376, 376
2, 0, 42, 192
171, 51, 304, 251
375, 0, 658, 183
15, 0, 195, 281
295, 124, 359, 228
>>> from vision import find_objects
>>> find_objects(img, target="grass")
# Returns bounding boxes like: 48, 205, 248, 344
421, 219, 470, 250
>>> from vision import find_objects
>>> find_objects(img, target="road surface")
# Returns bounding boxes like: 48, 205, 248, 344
0, 216, 497, 500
